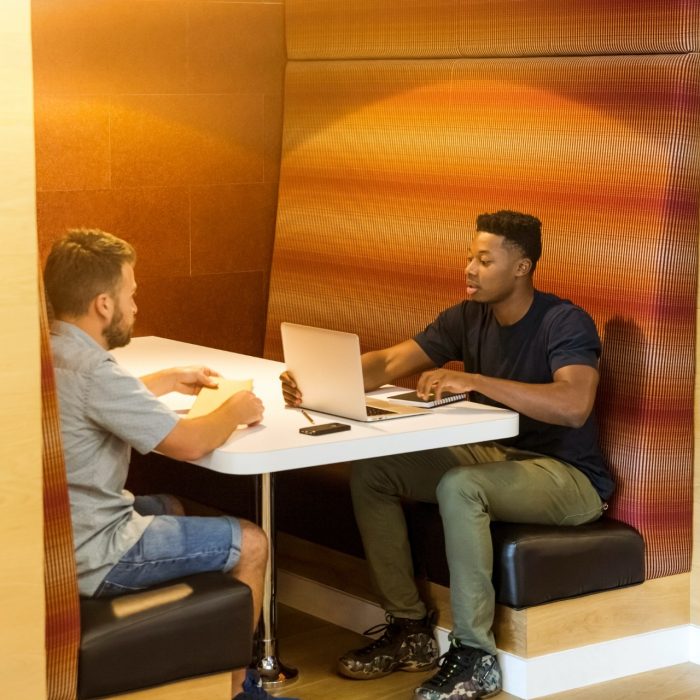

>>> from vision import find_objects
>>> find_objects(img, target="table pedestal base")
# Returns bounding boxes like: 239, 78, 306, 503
256, 471, 298, 688
256, 638, 299, 687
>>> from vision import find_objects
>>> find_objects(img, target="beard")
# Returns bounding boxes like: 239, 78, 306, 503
103, 305, 133, 350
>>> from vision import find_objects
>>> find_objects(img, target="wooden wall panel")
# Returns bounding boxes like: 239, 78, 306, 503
32, 0, 285, 355
0, 2, 44, 698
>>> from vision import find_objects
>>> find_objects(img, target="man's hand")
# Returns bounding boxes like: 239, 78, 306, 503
227, 390, 264, 426
416, 369, 474, 401
279, 370, 302, 407
141, 366, 220, 397
170, 366, 221, 395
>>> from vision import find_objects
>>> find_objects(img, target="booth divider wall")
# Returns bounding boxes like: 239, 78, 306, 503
265, 1, 699, 598
31, 0, 286, 358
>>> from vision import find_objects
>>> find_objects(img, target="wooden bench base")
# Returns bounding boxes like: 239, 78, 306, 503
277, 532, 689, 658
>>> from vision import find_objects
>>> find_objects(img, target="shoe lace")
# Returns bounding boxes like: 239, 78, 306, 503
429, 644, 481, 687
358, 614, 400, 652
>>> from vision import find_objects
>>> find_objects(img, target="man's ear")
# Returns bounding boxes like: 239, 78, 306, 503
93, 292, 113, 321
516, 257, 533, 277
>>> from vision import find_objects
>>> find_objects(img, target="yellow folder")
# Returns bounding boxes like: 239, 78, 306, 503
187, 378, 253, 418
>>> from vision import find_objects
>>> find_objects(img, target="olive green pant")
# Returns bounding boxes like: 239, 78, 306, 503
350, 441, 604, 655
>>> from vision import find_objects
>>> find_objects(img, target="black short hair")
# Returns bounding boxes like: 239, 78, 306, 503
475, 210, 542, 271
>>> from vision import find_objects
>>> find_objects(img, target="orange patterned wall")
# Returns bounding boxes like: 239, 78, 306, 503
32, 0, 285, 356
286, 0, 698, 59
267, 5, 699, 579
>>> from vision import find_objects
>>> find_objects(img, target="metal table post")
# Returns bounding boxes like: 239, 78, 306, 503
255, 471, 298, 687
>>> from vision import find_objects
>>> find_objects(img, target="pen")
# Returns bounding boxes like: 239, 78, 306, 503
301, 409, 315, 424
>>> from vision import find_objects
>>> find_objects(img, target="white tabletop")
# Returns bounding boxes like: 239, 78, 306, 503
113, 336, 519, 475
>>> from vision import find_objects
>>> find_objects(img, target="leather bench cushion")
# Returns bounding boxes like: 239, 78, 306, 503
490, 520, 645, 608
408, 501, 644, 608
78, 572, 252, 699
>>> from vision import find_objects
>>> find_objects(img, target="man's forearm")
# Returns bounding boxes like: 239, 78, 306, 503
157, 401, 241, 462
361, 351, 392, 391
470, 374, 592, 428
418, 363, 598, 428
140, 369, 175, 396
155, 390, 263, 461
361, 340, 436, 391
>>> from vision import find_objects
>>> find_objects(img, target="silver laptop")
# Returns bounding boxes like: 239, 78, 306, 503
280, 322, 429, 422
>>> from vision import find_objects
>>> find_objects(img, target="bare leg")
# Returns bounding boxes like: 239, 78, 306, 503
231, 518, 268, 627
230, 518, 268, 698
160, 493, 186, 516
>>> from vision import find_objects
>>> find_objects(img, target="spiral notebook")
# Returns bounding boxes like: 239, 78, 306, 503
387, 390, 467, 408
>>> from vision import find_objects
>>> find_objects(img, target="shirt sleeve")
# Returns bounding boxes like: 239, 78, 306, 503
547, 305, 601, 374
85, 357, 180, 455
413, 302, 466, 367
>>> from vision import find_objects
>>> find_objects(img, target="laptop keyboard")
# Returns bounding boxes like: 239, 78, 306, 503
366, 405, 397, 416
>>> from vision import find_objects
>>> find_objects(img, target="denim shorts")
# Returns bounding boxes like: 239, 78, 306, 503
94, 494, 242, 598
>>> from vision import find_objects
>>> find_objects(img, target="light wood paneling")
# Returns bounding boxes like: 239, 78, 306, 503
692, 271, 700, 625
101, 672, 231, 700
0, 2, 43, 699
421, 573, 690, 657
504, 573, 690, 657
278, 534, 691, 658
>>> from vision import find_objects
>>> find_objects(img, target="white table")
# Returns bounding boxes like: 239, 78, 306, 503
114, 336, 519, 685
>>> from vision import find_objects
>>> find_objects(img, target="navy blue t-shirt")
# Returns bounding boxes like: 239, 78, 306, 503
414, 290, 615, 500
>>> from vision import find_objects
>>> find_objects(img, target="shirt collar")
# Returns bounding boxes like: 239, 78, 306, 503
50, 319, 113, 358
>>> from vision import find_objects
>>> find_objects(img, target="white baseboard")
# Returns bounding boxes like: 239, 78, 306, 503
499, 626, 690, 698
278, 569, 698, 699
690, 624, 700, 665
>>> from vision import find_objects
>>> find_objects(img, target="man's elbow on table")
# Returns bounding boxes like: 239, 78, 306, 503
155, 418, 222, 462
156, 391, 264, 462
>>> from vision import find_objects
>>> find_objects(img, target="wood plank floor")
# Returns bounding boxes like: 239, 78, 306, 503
275, 606, 700, 700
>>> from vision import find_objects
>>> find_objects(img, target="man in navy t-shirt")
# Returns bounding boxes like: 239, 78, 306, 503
282, 210, 614, 700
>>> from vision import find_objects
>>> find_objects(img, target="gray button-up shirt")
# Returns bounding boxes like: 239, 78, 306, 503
50, 321, 179, 595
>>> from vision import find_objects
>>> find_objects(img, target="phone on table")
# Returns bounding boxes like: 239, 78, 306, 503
299, 422, 351, 436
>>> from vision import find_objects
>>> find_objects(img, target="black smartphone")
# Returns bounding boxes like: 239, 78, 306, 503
299, 422, 351, 436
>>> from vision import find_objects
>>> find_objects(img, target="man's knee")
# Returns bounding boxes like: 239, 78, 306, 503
161, 494, 186, 516
436, 466, 488, 508
350, 459, 381, 498
238, 519, 268, 567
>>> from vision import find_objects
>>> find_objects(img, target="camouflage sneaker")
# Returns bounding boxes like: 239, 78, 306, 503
413, 640, 502, 700
337, 612, 438, 680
